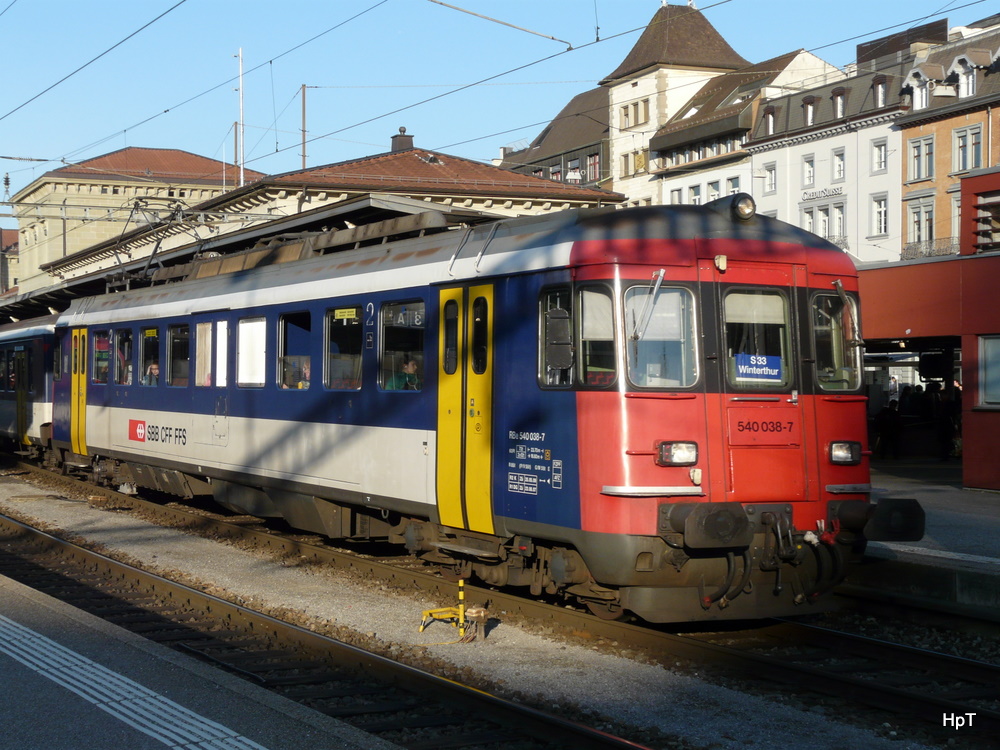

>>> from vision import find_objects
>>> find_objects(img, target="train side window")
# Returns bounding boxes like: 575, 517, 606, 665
167, 324, 190, 387
723, 290, 791, 389
237, 317, 266, 388
141, 328, 160, 385
92, 331, 111, 384
624, 285, 697, 388
114, 329, 133, 385
195, 322, 213, 387
540, 287, 573, 387
380, 301, 424, 391
278, 312, 311, 390
325, 307, 362, 390
578, 287, 616, 387
812, 293, 861, 391
53, 340, 62, 382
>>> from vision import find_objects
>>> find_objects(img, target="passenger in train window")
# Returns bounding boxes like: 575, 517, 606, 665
282, 358, 310, 389
385, 358, 420, 390
142, 362, 160, 385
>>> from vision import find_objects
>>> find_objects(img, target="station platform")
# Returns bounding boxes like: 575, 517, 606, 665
0, 574, 400, 750
841, 459, 1000, 618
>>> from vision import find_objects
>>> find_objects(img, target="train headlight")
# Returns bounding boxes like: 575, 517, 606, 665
733, 193, 756, 221
829, 441, 862, 465
656, 441, 698, 466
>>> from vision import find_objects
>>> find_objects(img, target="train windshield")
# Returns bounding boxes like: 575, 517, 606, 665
813, 293, 862, 391
624, 286, 697, 388
723, 290, 792, 389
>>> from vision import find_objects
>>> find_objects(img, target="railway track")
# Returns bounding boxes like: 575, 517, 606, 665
5, 460, 1000, 747
0, 512, 650, 750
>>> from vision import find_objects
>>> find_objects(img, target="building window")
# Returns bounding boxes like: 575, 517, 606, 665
980, 336, 1000, 405
587, 153, 600, 182
670, 188, 682, 204
873, 79, 887, 108
832, 148, 846, 182
909, 136, 934, 181
804, 99, 815, 126
871, 139, 888, 174
909, 201, 934, 244
550, 165, 562, 182
764, 163, 777, 194
708, 181, 720, 201
871, 194, 889, 236
913, 78, 930, 110
957, 60, 976, 98
954, 125, 982, 172
727, 176, 740, 194
832, 91, 845, 119
802, 155, 815, 187
688, 185, 701, 205
621, 153, 631, 177
802, 208, 814, 234
764, 108, 775, 136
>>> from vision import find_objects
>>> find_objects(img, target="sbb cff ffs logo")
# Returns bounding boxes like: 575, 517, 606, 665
129, 420, 146, 442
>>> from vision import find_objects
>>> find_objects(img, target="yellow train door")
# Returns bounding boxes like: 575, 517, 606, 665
436, 284, 495, 534
70, 328, 88, 456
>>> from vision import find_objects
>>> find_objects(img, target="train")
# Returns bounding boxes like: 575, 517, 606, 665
0, 193, 924, 623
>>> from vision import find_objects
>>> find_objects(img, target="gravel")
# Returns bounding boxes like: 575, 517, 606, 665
0, 471, 941, 750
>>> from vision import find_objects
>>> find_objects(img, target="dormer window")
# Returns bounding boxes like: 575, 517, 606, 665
832, 88, 846, 119
913, 77, 930, 110
803, 97, 816, 126
764, 107, 776, 136
872, 76, 888, 108
957, 59, 976, 97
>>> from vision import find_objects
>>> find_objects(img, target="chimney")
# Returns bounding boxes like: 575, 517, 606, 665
391, 127, 414, 152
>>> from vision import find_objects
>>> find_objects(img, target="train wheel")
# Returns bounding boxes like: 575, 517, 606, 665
585, 600, 626, 621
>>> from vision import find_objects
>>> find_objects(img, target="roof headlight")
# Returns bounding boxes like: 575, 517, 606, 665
733, 193, 756, 221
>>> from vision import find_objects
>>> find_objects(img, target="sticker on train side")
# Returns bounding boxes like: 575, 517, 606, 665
128, 419, 188, 446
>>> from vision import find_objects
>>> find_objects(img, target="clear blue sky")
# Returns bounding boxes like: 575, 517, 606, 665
1, 0, 992, 228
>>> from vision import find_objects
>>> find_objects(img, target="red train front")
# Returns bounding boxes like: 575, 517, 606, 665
487, 194, 924, 622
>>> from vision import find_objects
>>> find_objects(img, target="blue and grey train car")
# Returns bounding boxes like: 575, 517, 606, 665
0, 314, 58, 455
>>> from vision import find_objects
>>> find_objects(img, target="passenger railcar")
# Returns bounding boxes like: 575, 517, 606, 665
22, 195, 924, 622
0, 315, 57, 455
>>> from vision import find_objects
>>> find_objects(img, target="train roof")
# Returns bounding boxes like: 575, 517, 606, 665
0, 314, 58, 341
57, 198, 854, 327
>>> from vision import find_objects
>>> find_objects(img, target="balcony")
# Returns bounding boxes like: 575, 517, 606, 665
901, 237, 959, 260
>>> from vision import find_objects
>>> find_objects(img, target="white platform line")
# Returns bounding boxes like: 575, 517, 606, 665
0, 614, 270, 749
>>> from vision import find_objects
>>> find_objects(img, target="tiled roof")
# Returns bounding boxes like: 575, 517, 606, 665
1, 230, 17, 250
269, 148, 619, 201
602, 3, 748, 84
499, 87, 609, 167
50, 147, 263, 186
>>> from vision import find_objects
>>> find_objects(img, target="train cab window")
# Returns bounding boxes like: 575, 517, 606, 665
114, 330, 133, 385
540, 288, 573, 387
625, 285, 697, 388
167, 324, 190, 387
195, 322, 213, 388
813, 293, 861, 391
92, 331, 111, 384
723, 290, 791, 389
237, 317, 266, 388
278, 312, 311, 390
380, 301, 424, 391
578, 287, 616, 387
325, 307, 362, 390
141, 328, 160, 385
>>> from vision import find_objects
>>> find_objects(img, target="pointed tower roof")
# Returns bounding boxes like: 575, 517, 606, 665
602, 3, 749, 84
